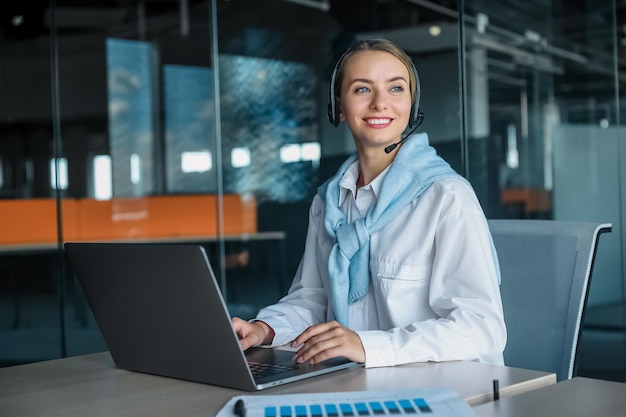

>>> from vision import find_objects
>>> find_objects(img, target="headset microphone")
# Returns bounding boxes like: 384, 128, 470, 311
384, 111, 424, 154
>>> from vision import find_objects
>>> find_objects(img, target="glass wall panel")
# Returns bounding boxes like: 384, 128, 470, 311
1, 0, 624, 380
213, 0, 465, 318
0, 1, 62, 365
2, 1, 228, 363
462, 0, 626, 380
53, 1, 231, 357
460, 0, 625, 306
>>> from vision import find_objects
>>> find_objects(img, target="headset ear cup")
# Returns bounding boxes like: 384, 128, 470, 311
328, 103, 339, 127
327, 97, 340, 127
409, 61, 421, 129
327, 92, 339, 127
328, 52, 342, 127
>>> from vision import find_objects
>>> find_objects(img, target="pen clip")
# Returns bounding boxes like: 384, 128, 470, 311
493, 379, 500, 401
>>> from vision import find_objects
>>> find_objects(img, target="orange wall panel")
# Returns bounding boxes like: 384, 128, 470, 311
0, 194, 257, 244
222, 194, 257, 235
0, 199, 78, 244
146, 195, 218, 237
77, 198, 152, 240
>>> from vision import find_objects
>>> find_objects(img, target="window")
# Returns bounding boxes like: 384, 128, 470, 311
279, 142, 321, 166
50, 158, 68, 190
181, 150, 212, 173
279, 144, 301, 163
93, 155, 112, 200
130, 153, 142, 184
301, 142, 321, 167
231, 147, 251, 168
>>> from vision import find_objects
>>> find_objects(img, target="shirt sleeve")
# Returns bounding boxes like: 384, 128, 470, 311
357, 182, 507, 367
254, 195, 331, 346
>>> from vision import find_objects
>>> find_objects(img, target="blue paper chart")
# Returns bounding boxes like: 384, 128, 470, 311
262, 397, 431, 416
216, 386, 479, 417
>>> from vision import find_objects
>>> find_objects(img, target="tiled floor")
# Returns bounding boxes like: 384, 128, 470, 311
1, 294, 625, 383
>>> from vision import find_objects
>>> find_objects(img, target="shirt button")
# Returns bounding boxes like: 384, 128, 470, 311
377, 357, 384, 364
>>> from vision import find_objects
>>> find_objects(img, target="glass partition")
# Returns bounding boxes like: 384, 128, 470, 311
0, 1, 62, 365
0, 0, 624, 379
460, 0, 624, 308
461, 0, 626, 380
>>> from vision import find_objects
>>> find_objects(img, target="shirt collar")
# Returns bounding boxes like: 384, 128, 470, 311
338, 161, 391, 206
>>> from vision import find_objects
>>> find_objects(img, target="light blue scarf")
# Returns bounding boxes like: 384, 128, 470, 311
318, 133, 497, 326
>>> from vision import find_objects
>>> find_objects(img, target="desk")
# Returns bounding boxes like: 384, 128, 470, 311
472, 377, 626, 417
0, 231, 287, 255
0, 352, 555, 416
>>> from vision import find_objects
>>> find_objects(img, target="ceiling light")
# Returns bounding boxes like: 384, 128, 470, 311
11, 15, 24, 27
476, 13, 489, 34
429, 25, 441, 37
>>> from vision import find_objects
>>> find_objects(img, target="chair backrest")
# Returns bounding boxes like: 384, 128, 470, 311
488, 219, 611, 381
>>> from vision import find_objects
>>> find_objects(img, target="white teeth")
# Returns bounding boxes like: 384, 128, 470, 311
367, 118, 391, 125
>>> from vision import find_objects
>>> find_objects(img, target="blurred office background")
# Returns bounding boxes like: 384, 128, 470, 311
0, 0, 624, 381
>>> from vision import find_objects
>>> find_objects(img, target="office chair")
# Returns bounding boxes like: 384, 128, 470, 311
488, 219, 611, 381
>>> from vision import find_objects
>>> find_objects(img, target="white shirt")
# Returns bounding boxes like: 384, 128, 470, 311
255, 161, 507, 368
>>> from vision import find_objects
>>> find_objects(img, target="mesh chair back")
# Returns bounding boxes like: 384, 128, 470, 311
488, 219, 611, 381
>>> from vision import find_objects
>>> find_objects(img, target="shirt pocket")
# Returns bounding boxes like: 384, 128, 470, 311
372, 260, 431, 284
370, 260, 433, 325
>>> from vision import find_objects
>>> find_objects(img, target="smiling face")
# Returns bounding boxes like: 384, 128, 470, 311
338, 50, 413, 152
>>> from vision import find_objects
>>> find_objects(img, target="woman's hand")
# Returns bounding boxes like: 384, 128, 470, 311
291, 321, 365, 364
231, 317, 275, 350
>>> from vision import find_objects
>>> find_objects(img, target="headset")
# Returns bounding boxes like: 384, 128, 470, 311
326, 45, 424, 131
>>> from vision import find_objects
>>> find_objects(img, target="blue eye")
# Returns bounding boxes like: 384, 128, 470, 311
355, 86, 370, 93
390, 86, 404, 93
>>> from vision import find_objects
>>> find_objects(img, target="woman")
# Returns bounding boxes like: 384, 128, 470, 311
232, 38, 506, 368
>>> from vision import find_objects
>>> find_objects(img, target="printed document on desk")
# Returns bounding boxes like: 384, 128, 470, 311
216, 386, 478, 417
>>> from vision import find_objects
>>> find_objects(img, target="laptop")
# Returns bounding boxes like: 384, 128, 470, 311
64, 242, 359, 391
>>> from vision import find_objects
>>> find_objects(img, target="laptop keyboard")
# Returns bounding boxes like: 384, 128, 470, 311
249, 361, 297, 379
